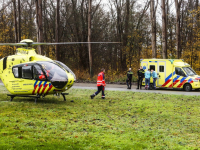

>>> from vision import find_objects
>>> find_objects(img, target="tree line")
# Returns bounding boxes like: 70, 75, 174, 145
0, 0, 199, 81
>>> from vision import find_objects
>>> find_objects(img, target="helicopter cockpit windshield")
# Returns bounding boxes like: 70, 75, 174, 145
37, 61, 68, 82
54, 60, 76, 81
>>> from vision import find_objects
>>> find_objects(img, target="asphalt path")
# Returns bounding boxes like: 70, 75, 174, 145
73, 83, 200, 96
1, 82, 200, 96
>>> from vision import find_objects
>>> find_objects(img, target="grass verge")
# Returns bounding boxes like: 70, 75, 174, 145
0, 85, 200, 150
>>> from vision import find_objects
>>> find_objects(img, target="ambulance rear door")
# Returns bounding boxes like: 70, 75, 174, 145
149, 61, 157, 85
141, 61, 148, 72
157, 61, 166, 87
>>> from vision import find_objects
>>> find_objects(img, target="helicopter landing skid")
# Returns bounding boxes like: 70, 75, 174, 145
7, 94, 40, 103
61, 93, 69, 101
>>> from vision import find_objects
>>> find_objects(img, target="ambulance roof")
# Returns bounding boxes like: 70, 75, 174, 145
140, 59, 190, 67
174, 62, 190, 67
140, 59, 184, 62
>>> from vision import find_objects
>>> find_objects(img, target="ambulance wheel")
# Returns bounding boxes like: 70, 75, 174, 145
184, 84, 192, 91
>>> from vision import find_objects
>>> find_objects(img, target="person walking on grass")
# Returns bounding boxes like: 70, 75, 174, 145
90, 68, 106, 99
137, 66, 145, 89
145, 69, 151, 90
151, 69, 157, 89
126, 68, 133, 89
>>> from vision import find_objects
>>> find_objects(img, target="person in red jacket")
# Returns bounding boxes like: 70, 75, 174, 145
39, 64, 52, 80
90, 68, 106, 99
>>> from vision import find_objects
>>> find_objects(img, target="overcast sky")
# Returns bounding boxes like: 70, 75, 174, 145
100, 0, 176, 22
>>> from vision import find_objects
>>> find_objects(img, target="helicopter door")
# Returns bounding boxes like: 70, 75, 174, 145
22, 66, 32, 79
11, 65, 36, 94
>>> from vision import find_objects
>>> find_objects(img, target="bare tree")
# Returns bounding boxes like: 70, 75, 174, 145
17, 0, 21, 42
196, 0, 199, 28
124, 0, 129, 67
55, 0, 60, 60
88, 0, 92, 77
35, 0, 43, 54
150, 0, 158, 58
161, 0, 167, 58
13, 0, 18, 43
115, 0, 123, 71
175, 0, 182, 58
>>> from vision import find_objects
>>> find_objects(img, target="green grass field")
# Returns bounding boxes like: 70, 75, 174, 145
0, 85, 200, 150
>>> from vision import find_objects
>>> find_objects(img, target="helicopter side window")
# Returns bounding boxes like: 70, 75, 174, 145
12, 67, 22, 78
13, 67, 19, 78
33, 65, 46, 80
22, 66, 32, 79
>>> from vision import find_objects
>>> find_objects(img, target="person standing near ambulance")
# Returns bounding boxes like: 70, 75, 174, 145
90, 68, 106, 99
151, 69, 157, 89
145, 69, 151, 90
126, 68, 133, 89
137, 66, 145, 89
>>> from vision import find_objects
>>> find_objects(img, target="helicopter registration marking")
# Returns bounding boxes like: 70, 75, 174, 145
32, 81, 53, 95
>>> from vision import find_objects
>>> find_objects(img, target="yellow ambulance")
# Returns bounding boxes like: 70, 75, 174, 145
141, 59, 200, 91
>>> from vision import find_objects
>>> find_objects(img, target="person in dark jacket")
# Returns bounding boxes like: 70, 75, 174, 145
137, 66, 145, 89
126, 68, 133, 89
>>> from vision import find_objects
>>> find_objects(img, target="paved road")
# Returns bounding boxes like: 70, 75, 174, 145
1, 82, 200, 96
73, 83, 200, 96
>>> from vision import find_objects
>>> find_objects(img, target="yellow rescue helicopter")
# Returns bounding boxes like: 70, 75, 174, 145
0, 39, 78, 102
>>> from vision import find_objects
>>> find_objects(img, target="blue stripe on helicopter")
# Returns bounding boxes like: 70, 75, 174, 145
38, 81, 43, 87
43, 81, 47, 86
34, 80, 38, 87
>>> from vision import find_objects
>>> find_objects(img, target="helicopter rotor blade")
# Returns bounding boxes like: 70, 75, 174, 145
0, 40, 121, 47
32, 42, 121, 46
0, 43, 28, 46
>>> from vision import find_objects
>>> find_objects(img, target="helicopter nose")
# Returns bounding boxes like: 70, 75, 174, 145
51, 81, 68, 89
50, 74, 68, 89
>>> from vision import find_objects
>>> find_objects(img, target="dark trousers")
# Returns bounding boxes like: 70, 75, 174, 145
137, 77, 143, 89
95, 85, 105, 98
145, 78, 150, 89
153, 78, 157, 89
126, 78, 132, 88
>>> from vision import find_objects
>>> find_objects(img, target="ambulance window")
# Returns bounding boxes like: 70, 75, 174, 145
22, 66, 32, 79
182, 67, 196, 76
150, 65, 155, 71
175, 67, 186, 76
159, 66, 164, 72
